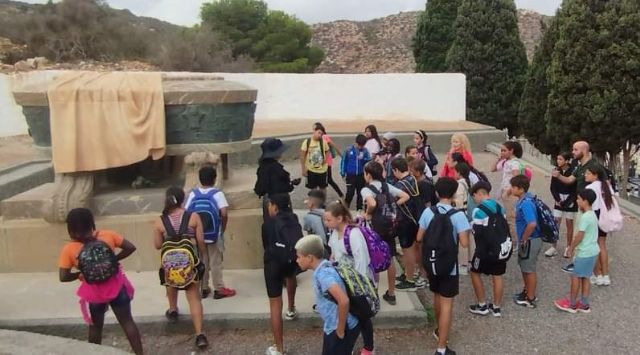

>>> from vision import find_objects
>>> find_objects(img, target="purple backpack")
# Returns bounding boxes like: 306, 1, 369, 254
344, 221, 391, 273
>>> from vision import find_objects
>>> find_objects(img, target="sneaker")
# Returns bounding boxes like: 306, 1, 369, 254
554, 297, 577, 314
488, 303, 502, 317
413, 275, 427, 288
383, 290, 396, 305
459, 264, 469, 276
395, 274, 407, 283
601, 275, 611, 286
514, 293, 537, 308
434, 347, 456, 355
165, 309, 178, 323
214, 287, 237, 299
360, 349, 374, 355
468, 303, 490, 316
561, 263, 575, 274
545, 247, 558, 257
285, 307, 297, 320
201, 288, 212, 299
576, 302, 591, 314
312, 304, 319, 314
396, 279, 417, 292
513, 289, 526, 299
195, 334, 209, 349
590, 275, 598, 285
595, 275, 605, 286
266, 345, 283, 355
563, 247, 570, 258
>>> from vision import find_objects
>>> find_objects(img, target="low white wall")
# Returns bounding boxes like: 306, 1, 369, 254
217, 73, 466, 122
0, 74, 28, 137
0, 72, 466, 138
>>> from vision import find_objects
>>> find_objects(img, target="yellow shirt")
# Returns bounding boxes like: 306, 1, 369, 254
301, 138, 329, 173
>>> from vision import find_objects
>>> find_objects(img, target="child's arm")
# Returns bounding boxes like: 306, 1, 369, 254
340, 149, 348, 177
59, 268, 80, 282
568, 231, 585, 257
300, 142, 308, 177
220, 207, 229, 234
191, 213, 210, 266
416, 227, 426, 243
396, 190, 410, 206
153, 219, 164, 250
116, 239, 137, 261
363, 195, 377, 220
327, 284, 350, 339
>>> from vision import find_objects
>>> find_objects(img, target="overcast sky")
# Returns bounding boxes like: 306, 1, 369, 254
23, 0, 562, 26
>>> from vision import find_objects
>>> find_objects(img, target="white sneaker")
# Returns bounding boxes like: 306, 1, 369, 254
266, 345, 283, 355
602, 275, 611, 286
459, 265, 469, 276
590, 275, 598, 284
545, 247, 558, 257
285, 307, 297, 320
596, 275, 605, 286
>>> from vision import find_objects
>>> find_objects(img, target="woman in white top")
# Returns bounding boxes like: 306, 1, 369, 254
364, 125, 382, 156
584, 166, 615, 286
324, 201, 375, 354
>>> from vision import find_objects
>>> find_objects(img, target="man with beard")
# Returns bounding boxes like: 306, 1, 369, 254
552, 141, 602, 193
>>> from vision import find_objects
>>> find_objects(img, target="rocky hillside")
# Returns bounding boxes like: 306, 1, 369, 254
312, 9, 551, 74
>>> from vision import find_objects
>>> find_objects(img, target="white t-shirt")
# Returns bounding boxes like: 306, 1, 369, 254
498, 158, 522, 191
184, 187, 229, 244
469, 171, 480, 186
586, 181, 614, 211
364, 139, 381, 156
361, 180, 403, 202
328, 227, 373, 280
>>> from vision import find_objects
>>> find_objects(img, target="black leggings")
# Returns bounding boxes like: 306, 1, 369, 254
88, 287, 143, 355
344, 174, 366, 210
360, 317, 374, 351
327, 166, 344, 198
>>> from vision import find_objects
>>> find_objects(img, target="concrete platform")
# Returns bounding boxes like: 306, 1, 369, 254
0, 268, 426, 334
0, 329, 128, 355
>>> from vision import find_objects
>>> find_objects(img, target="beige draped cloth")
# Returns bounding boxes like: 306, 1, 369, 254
47, 71, 166, 173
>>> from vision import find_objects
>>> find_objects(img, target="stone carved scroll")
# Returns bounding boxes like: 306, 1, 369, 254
184, 152, 222, 192
43, 173, 94, 223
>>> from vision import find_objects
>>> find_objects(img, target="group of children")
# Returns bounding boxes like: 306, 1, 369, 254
56, 125, 619, 355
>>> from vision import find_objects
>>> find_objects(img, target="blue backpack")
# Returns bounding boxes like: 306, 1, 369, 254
528, 195, 559, 244
187, 189, 222, 243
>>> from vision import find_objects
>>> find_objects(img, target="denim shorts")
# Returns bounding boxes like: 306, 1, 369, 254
89, 286, 131, 316
573, 256, 598, 278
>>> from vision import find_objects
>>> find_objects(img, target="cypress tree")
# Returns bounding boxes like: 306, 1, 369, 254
446, 0, 528, 136
412, 0, 461, 73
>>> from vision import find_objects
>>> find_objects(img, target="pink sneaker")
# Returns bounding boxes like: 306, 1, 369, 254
360, 349, 374, 355
214, 287, 237, 299
575, 301, 591, 314
554, 297, 577, 314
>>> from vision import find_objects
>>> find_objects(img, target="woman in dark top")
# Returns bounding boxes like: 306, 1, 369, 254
254, 138, 300, 219
547, 152, 578, 258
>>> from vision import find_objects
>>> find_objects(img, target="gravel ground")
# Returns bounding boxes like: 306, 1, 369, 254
102, 153, 640, 354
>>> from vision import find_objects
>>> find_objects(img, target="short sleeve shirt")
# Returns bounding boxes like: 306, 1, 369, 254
314, 260, 359, 334
184, 187, 229, 211
303, 209, 328, 244
573, 158, 601, 193
515, 193, 541, 241
576, 210, 600, 258
361, 180, 403, 202
58, 230, 123, 269
418, 203, 471, 276
302, 138, 329, 173
499, 158, 522, 190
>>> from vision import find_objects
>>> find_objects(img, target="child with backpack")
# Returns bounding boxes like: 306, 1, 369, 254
295, 234, 362, 355
406, 145, 434, 180
300, 124, 331, 192
255, 138, 301, 220
315, 122, 345, 199
493, 141, 527, 239
325, 201, 377, 355
554, 189, 600, 314
391, 157, 427, 291
361, 161, 410, 306
414, 130, 439, 176
468, 182, 512, 318
303, 189, 330, 246
454, 163, 473, 275
510, 175, 542, 308
416, 177, 471, 355
58, 208, 143, 355
341, 133, 372, 212
153, 187, 209, 349
410, 159, 437, 206
185, 166, 236, 300
262, 193, 303, 355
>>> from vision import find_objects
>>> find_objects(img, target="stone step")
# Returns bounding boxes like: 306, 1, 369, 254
0, 160, 53, 204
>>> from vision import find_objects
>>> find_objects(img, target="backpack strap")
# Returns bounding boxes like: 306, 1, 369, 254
161, 214, 177, 239
477, 204, 495, 218
178, 211, 193, 236
343, 225, 354, 256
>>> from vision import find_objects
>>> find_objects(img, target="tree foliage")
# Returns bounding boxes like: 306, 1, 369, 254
201, 0, 324, 73
412, 0, 460, 73
446, 0, 528, 136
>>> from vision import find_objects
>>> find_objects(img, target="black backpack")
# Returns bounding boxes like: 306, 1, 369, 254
273, 212, 304, 265
476, 204, 512, 262
367, 183, 398, 240
78, 238, 119, 284
396, 177, 423, 225
422, 206, 460, 276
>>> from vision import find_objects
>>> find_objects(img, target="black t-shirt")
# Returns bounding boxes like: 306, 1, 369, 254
417, 179, 438, 209
573, 158, 601, 193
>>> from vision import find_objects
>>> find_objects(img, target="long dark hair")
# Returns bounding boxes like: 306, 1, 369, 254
387, 138, 401, 156
313, 122, 327, 134
451, 152, 488, 183
66, 208, 96, 242
587, 166, 613, 210
454, 162, 471, 189
163, 186, 185, 215
503, 141, 524, 159
365, 125, 381, 146
415, 130, 428, 146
